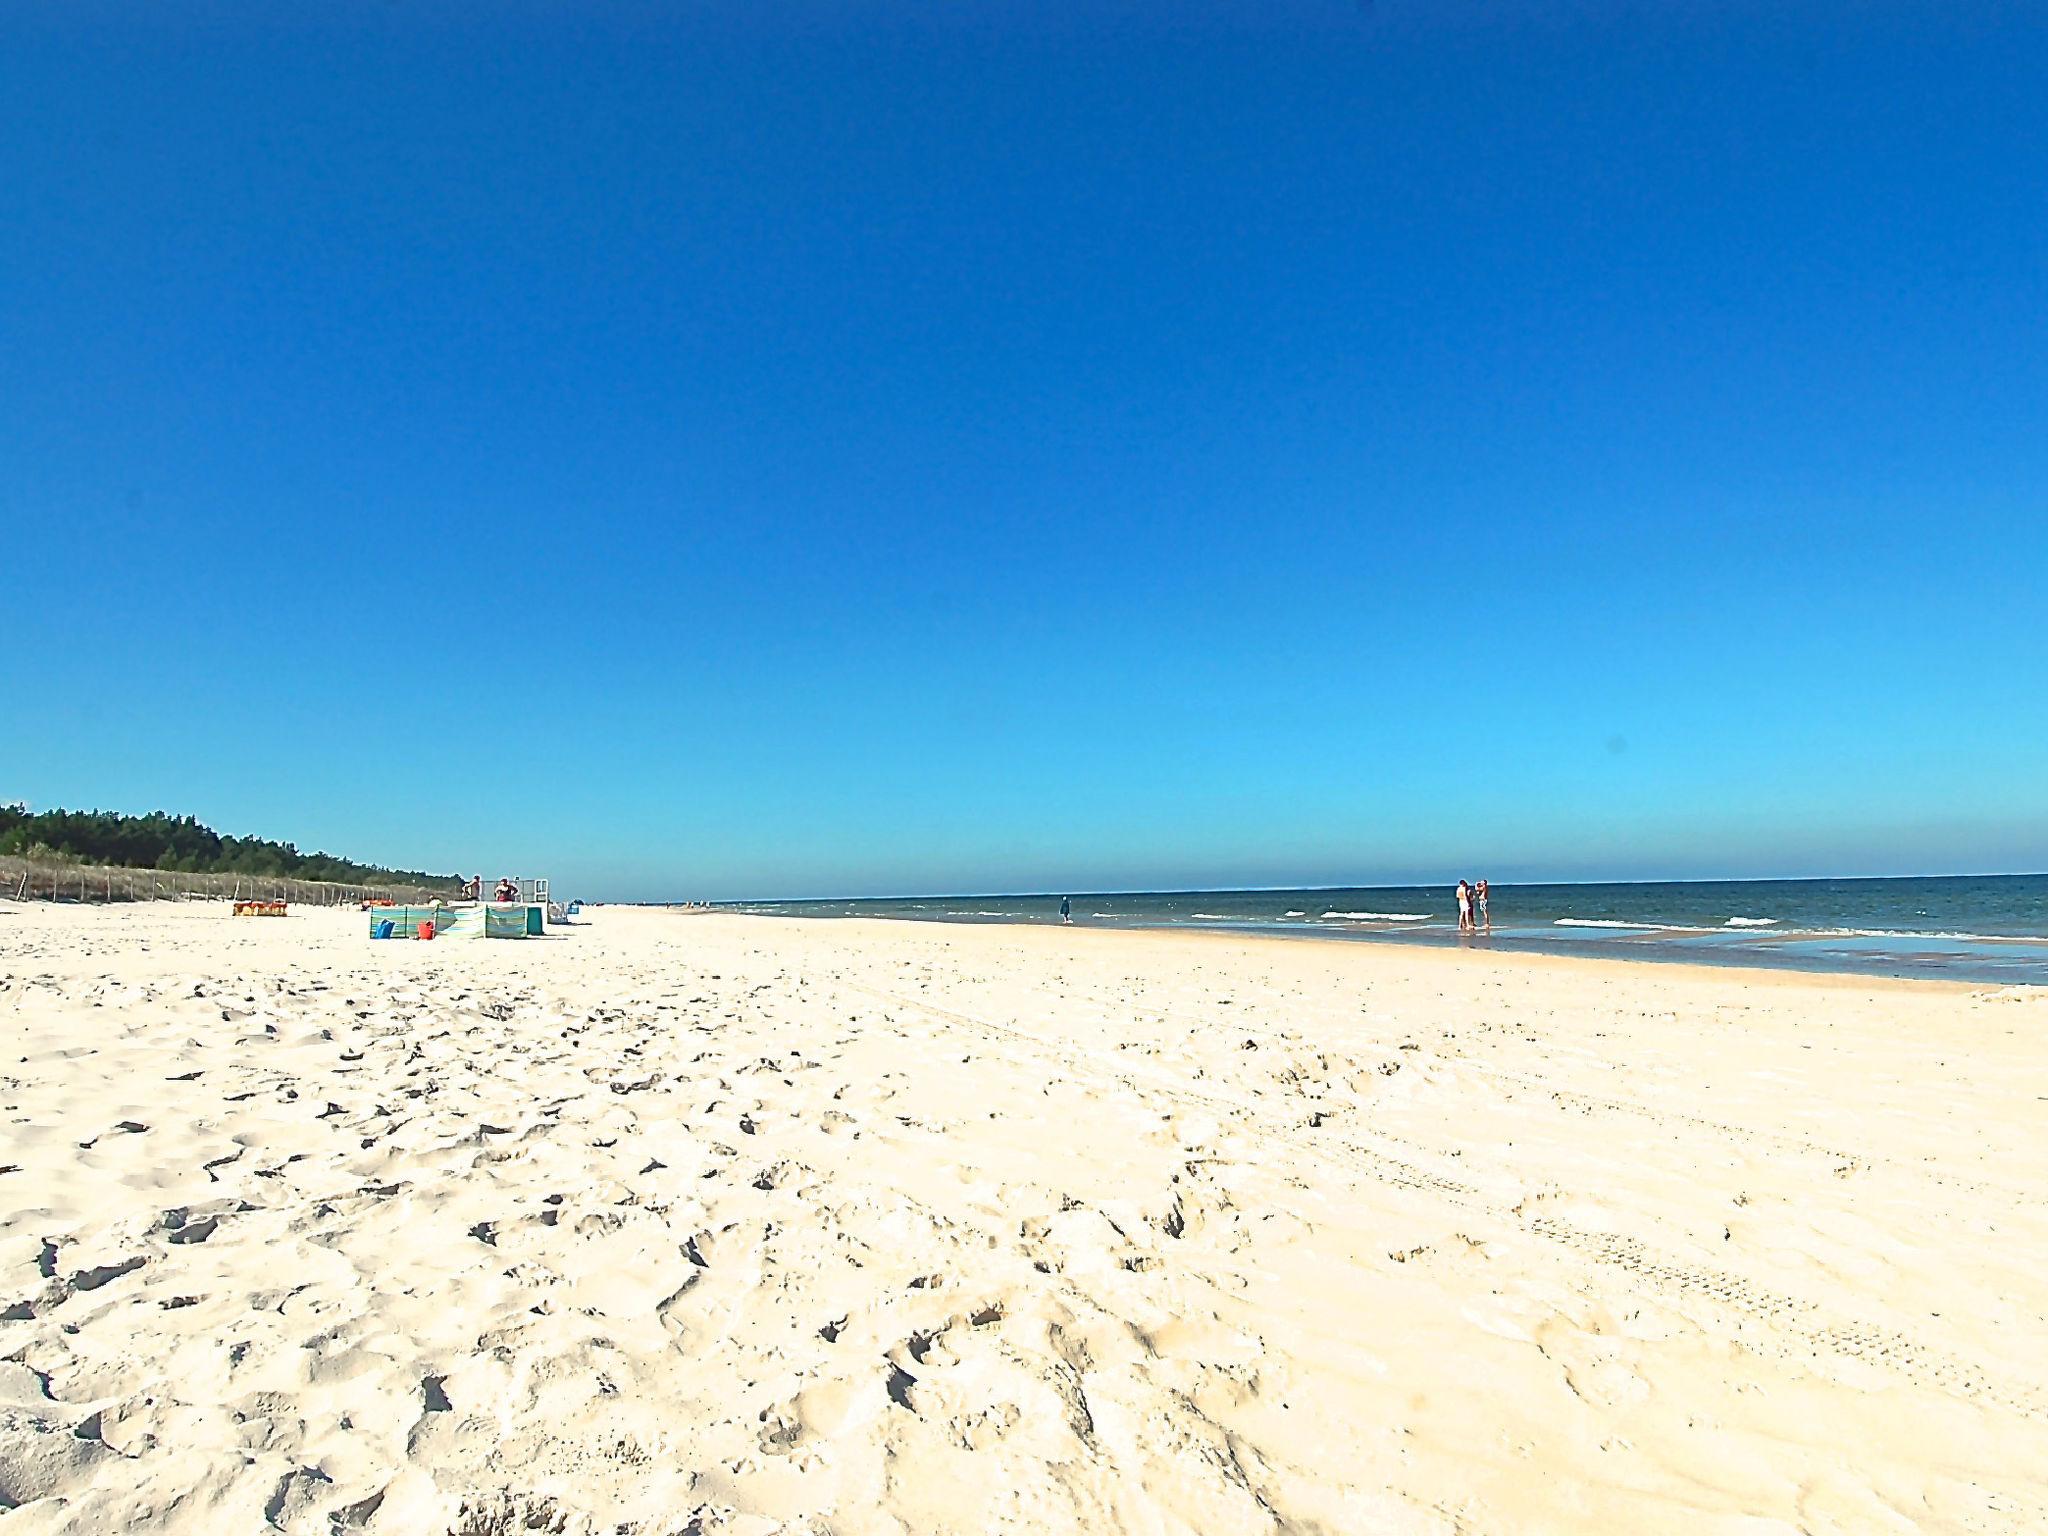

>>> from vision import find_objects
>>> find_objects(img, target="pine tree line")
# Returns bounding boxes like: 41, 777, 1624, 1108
0, 804, 458, 890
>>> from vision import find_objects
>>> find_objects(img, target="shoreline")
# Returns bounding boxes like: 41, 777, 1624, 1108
701, 908, 2015, 995
702, 872, 2048, 988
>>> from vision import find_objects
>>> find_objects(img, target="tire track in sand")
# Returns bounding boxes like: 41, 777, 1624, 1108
833, 978, 2048, 1426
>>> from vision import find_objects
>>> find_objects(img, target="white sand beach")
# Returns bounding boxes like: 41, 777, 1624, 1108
2, 901, 2045, 1534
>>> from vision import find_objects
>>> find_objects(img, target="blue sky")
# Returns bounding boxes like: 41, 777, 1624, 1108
4, 2, 2044, 900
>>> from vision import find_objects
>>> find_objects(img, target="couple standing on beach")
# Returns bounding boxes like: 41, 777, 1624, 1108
1457, 878, 1490, 933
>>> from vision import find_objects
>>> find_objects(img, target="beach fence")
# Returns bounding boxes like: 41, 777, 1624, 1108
0, 854, 452, 909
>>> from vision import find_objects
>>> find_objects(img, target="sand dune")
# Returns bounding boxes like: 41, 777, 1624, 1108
2, 901, 2045, 1533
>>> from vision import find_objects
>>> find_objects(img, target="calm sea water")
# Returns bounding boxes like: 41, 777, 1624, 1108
722, 875, 2048, 985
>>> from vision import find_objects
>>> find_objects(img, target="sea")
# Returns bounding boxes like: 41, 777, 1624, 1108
721, 875, 2048, 986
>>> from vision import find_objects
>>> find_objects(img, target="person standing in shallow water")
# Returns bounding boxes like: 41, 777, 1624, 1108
1456, 879, 1472, 933
1476, 879, 1491, 932
1059, 895, 1072, 924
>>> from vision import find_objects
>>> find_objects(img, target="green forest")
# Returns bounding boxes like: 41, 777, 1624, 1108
0, 804, 459, 890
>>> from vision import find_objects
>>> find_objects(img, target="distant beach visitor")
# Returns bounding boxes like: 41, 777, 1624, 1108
1060, 895, 1072, 924
1456, 880, 1472, 933
1476, 879, 1490, 931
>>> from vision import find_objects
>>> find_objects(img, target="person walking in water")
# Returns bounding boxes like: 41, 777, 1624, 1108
1455, 879, 1472, 933
1059, 895, 1072, 924
1475, 879, 1491, 931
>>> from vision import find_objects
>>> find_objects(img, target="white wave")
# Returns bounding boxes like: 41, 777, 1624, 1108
1282, 911, 1307, 918
1723, 916, 1778, 928
1806, 927, 2048, 945
1323, 910, 1431, 922
1554, 918, 1724, 933
1090, 912, 1130, 918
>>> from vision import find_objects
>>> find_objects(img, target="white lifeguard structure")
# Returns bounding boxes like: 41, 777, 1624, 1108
514, 876, 569, 925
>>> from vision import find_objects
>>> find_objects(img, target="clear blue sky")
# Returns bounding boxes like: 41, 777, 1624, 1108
4, 2, 2044, 900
